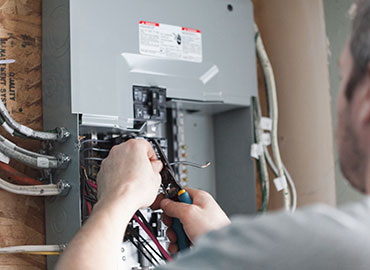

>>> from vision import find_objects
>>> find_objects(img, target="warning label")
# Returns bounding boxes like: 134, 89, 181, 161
139, 21, 202, 63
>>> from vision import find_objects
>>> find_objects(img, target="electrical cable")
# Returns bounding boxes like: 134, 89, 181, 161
0, 245, 63, 254
128, 236, 157, 266
128, 227, 161, 265
81, 157, 104, 162
0, 161, 41, 185
0, 134, 65, 169
81, 148, 109, 154
86, 179, 98, 190
252, 97, 270, 212
0, 178, 64, 196
80, 139, 110, 147
264, 148, 297, 212
127, 226, 160, 265
130, 214, 166, 261
255, 24, 291, 211
23, 251, 60, 255
133, 215, 172, 261
0, 100, 67, 141
169, 161, 211, 169
86, 201, 92, 215
135, 211, 156, 236
134, 229, 166, 261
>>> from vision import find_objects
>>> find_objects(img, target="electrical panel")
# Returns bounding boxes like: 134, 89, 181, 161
69, 0, 257, 129
42, 0, 257, 269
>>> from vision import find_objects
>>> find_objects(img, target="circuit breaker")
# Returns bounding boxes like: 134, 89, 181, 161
42, 0, 257, 269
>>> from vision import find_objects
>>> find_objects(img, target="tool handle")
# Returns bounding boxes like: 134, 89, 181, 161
172, 190, 193, 251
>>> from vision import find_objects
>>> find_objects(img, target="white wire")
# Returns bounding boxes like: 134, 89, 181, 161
0, 178, 62, 196
255, 24, 291, 211
0, 134, 59, 169
264, 147, 297, 212
0, 94, 59, 141
0, 245, 62, 254
253, 98, 270, 211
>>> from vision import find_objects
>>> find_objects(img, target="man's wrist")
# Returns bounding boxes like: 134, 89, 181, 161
95, 183, 141, 218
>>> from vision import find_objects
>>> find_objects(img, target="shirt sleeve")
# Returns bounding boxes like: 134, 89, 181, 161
155, 203, 370, 270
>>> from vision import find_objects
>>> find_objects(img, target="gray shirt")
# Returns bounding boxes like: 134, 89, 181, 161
158, 197, 370, 270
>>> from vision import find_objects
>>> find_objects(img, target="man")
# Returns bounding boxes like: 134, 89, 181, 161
57, 1, 370, 269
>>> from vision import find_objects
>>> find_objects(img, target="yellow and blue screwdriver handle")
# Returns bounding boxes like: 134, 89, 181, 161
172, 189, 193, 251
149, 138, 193, 251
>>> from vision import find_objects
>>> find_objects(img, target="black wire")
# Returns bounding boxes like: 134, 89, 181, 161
129, 225, 165, 261
127, 234, 157, 266
135, 211, 156, 236
134, 211, 169, 261
127, 226, 161, 265
84, 196, 97, 203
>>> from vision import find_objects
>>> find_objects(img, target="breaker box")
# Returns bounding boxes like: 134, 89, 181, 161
42, 0, 257, 269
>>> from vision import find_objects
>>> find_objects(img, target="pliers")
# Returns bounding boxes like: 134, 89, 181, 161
150, 139, 192, 251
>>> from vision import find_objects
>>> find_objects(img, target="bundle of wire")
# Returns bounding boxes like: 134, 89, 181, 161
0, 80, 63, 141
80, 137, 171, 266
254, 24, 297, 212
0, 133, 62, 169
0, 161, 65, 196
133, 212, 171, 262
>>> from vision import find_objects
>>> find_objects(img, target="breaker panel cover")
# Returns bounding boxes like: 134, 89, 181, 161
70, 0, 257, 129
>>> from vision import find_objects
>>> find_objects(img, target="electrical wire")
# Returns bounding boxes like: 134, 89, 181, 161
86, 201, 92, 215
0, 134, 63, 169
81, 148, 109, 154
0, 245, 63, 254
255, 24, 291, 211
135, 211, 155, 236
0, 162, 41, 185
80, 139, 110, 147
264, 148, 297, 212
133, 215, 172, 261
86, 179, 98, 190
23, 251, 60, 255
127, 235, 157, 266
127, 226, 162, 265
133, 228, 166, 261
81, 157, 104, 162
252, 97, 270, 212
169, 161, 211, 169
0, 178, 64, 196
0, 101, 65, 141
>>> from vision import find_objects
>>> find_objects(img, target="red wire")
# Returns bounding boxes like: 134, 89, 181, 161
86, 201, 92, 215
133, 214, 172, 261
0, 161, 41, 185
87, 179, 98, 190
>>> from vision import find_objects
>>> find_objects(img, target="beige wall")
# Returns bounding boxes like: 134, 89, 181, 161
252, 0, 336, 209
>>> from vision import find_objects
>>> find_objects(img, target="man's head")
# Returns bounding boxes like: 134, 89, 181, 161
337, 0, 370, 193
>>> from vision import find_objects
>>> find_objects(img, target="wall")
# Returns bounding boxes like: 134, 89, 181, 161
323, 0, 364, 206
252, 0, 337, 209
0, 1, 45, 269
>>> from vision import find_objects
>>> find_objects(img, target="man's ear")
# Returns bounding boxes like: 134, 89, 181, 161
356, 64, 370, 132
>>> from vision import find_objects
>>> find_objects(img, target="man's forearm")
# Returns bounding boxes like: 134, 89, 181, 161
56, 187, 139, 270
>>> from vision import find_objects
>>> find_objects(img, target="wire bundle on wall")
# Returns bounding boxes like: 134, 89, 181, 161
0, 60, 71, 257
254, 24, 297, 212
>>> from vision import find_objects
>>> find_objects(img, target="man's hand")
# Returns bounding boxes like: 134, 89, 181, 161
97, 139, 163, 210
57, 139, 163, 270
153, 188, 231, 254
